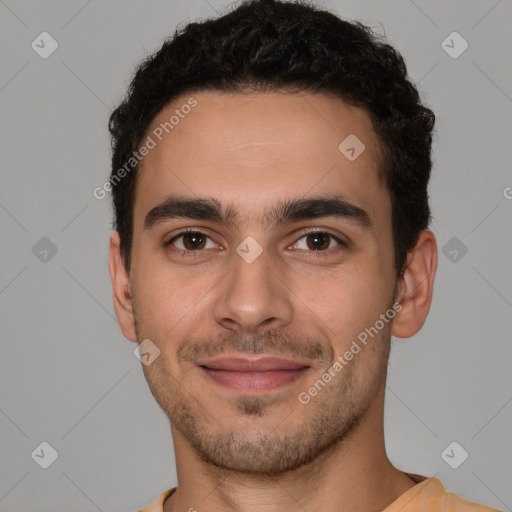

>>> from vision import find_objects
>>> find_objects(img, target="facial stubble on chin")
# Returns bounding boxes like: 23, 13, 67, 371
149, 354, 381, 477
136, 330, 389, 476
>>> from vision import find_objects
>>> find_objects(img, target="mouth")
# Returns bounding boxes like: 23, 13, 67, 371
197, 355, 312, 392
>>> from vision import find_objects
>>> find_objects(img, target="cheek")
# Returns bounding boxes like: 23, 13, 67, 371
300, 264, 390, 344
132, 262, 207, 340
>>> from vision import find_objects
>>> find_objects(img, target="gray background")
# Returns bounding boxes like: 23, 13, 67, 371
1, 0, 511, 511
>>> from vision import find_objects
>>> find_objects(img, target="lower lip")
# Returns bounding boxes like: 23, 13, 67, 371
200, 367, 309, 391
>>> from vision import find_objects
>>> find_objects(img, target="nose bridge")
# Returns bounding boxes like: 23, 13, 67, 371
213, 237, 293, 333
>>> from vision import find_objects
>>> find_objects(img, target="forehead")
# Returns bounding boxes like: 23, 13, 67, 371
133, 90, 389, 232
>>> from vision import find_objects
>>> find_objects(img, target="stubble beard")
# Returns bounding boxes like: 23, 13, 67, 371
136, 322, 389, 477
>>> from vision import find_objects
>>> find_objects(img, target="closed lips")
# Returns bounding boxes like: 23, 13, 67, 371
197, 355, 312, 392
199, 357, 311, 371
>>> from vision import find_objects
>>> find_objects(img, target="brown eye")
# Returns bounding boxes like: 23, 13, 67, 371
304, 232, 331, 251
293, 231, 345, 253
181, 232, 207, 250
165, 230, 217, 254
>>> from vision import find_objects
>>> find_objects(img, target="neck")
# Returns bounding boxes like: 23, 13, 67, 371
164, 386, 417, 512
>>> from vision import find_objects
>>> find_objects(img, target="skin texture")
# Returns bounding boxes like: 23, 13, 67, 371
109, 91, 437, 512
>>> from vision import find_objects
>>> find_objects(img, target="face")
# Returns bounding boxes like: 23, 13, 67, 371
119, 90, 401, 475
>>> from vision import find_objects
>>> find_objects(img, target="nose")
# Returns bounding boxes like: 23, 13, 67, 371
212, 244, 294, 335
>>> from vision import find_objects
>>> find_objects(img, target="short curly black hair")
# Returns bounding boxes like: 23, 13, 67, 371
108, 0, 435, 276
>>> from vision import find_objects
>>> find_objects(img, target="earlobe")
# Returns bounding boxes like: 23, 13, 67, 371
392, 230, 438, 339
108, 232, 138, 342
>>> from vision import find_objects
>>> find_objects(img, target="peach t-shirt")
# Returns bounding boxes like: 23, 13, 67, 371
137, 475, 501, 512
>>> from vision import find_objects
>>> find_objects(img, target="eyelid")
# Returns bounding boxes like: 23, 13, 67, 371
164, 228, 221, 249
287, 229, 348, 255
164, 227, 349, 256
291, 227, 349, 246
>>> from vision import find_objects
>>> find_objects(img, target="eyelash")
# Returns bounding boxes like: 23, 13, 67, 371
163, 228, 348, 259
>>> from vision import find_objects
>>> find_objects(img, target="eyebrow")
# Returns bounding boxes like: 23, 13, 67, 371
143, 194, 372, 232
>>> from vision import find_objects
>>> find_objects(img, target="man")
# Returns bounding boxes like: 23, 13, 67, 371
107, 0, 499, 510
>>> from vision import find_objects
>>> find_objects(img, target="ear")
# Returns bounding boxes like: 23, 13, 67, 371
108, 231, 137, 342
392, 229, 438, 338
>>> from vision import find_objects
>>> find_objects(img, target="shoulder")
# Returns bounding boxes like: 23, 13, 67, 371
385, 477, 501, 512
137, 487, 177, 512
